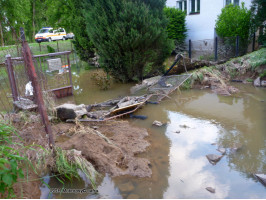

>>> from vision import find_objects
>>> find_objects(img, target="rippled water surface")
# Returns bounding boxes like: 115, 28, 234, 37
45, 68, 266, 198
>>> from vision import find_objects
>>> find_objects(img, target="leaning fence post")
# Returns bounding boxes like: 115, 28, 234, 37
189, 39, 192, 59
214, 37, 218, 61
235, 35, 239, 57
20, 27, 55, 149
5, 54, 19, 102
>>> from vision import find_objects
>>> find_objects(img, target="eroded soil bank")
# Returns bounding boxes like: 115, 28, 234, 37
3, 113, 151, 198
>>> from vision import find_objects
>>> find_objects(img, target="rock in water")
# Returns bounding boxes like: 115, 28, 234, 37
254, 174, 266, 186
206, 187, 215, 193
217, 147, 226, 155
152, 120, 163, 127
254, 77, 261, 87
206, 154, 223, 165
56, 104, 88, 121
118, 182, 135, 193
261, 80, 266, 87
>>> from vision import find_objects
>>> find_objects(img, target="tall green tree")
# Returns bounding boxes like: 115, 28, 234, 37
45, 0, 95, 62
215, 3, 251, 49
0, 0, 30, 45
84, 0, 173, 82
250, 0, 266, 45
164, 7, 187, 53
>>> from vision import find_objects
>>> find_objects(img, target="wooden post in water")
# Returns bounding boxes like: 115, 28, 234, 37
20, 27, 55, 149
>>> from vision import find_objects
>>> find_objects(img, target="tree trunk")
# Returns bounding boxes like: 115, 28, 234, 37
0, 18, 5, 46
32, 0, 36, 42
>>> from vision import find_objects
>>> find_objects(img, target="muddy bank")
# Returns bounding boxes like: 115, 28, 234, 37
2, 112, 152, 198
55, 120, 151, 177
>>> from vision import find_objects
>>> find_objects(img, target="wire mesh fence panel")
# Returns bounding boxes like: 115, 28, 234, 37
148, 74, 192, 102
0, 66, 13, 111
217, 36, 236, 60
28, 40, 73, 55
0, 45, 21, 64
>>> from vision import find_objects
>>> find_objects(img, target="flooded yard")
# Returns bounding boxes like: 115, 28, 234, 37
43, 68, 266, 198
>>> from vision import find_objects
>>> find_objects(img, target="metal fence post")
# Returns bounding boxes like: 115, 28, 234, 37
39, 43, 42, 52
189, 39, 192, 59
252, 33, 255, 52
57, 41, 59, 52
20, 27, 55, 149
5, 54, 19, 102
214, 37, 218, 61
67, 54, 73, 95
235, 35, 239, 57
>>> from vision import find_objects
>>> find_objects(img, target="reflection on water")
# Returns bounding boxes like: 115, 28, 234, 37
44, 68, 266, 198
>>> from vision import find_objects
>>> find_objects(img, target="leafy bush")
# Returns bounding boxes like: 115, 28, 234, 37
47, 45, 56, 53
164, 7, 187, 53
83, 0, 174, 82
0, 123, 24, 198
91, 70, 112, 90
215, 3, 251, 50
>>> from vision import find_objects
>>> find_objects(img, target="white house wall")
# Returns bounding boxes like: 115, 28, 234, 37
166, 0, 252, 43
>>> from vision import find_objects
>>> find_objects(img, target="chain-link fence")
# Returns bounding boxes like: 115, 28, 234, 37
0, 41, 75, 112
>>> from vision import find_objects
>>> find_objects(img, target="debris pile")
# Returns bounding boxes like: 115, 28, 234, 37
56, 95, 151, 122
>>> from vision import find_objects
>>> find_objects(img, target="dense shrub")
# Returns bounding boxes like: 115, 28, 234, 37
215, 3, 251, 49
164, 7, 187, 53
83, 0, 174, 82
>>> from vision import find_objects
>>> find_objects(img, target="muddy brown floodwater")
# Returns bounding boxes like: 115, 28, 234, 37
43, 68, 266, 199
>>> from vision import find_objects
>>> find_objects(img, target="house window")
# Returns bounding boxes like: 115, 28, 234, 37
189, 0, 200, 14
177, 0, 187, 12
225, 0, 239, 6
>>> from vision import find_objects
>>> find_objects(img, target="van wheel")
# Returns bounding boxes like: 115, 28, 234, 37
62, 36, 66, 41
48, 38, 52, 42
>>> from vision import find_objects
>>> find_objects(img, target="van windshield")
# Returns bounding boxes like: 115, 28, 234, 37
38, 29, 50, 33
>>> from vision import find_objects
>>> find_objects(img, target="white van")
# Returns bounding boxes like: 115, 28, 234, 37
35, 27, 67, 43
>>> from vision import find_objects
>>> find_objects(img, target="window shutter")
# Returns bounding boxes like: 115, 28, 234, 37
197, 0, 200, 12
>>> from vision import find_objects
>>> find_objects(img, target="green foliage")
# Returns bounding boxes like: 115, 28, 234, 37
259, 71, 266, 78
215, 3, 251, 48
250, 0, 266, 45
54, 148, 98, 190
0, 123, 25, 198
69, 0, 95, 62
47, 45, 56, 53
163, 7, 187, 51
248, 48, 266, 70
84, 0, 174, 82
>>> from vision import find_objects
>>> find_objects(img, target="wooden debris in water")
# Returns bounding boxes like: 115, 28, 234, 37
206, 187, 216, 193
